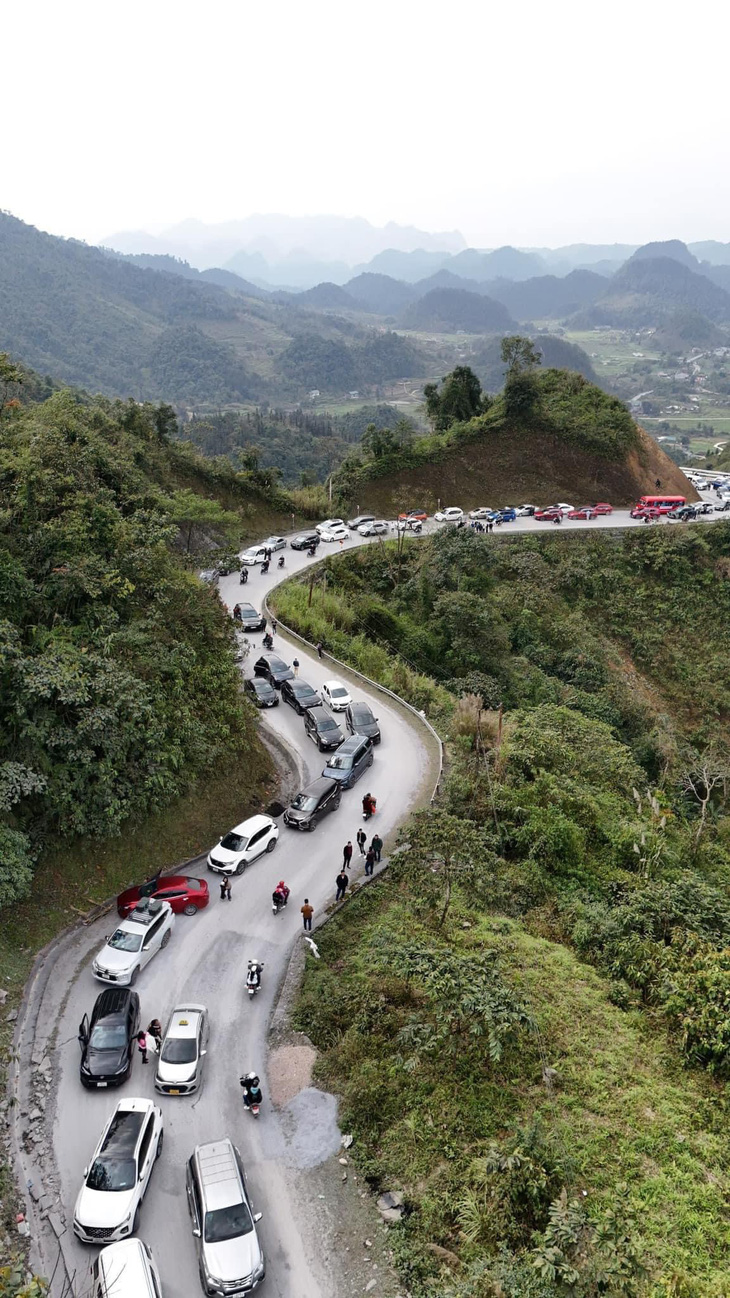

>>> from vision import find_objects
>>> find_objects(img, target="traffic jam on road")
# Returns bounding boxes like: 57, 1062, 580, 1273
51, 471, 730, 1296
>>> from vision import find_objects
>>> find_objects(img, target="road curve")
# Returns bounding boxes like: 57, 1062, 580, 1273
18, 496, 725, 1296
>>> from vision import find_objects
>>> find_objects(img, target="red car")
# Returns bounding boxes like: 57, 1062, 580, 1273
567, 507, 596, 520
397, 509, 428, 522
534, 507, 563, 521
630, 506, 661, 520
117, 875, 210, 918
592, 502, 613, 514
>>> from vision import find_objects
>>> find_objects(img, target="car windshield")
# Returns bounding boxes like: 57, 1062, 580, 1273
320, 716, 339, 730
327, 755, 353, 770
291, 794, 318, 811
161, 1037, 197, 1064
220, 832, 247, 851
89, 1023, 127, 1050
252, 680, 269, 693
330, 688, 348, 699
86, 1157, 137, 1192
240, 608, 258, 619
107, 929, 142, 953
186, 878, 202, 888
353, 707, 373, 723
204, 1201, 254, 1243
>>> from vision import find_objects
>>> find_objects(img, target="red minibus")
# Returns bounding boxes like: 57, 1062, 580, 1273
636, 495, 685, 512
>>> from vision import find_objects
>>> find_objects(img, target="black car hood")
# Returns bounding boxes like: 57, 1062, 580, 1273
82, 1045, 130, 1078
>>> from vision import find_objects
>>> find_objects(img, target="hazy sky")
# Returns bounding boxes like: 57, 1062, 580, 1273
4, 0, 729, 248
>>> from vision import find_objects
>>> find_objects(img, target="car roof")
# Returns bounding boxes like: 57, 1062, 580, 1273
324, 679, 346, 689
195, 1139, 244, 1210
118, 899, 171, 929
249, 676, 272, 690
258, 652, 287, 666
334, 735, 368, 754
302, 776, 337, 796
167, 1006, 205, 1038
229, 813, 275, 836
239, 603, 258, 612
92, 987, 136, 1021
97, 1238, 157, 1291
289, 679, 316, 693
350, 700, 373, 713
99, 1098, 154, 1156
306, 705, 335, 723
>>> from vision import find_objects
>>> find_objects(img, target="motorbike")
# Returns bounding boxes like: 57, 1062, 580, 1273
307, 545, 317, 557
362, 797, 376, 821
239, 568, 248, 585
241, 1073, 262, 1118
262, 633, 273, 650
260, 560, 270, 574
272, 891, 289, 915
552, 515, 562, 525
246, 960, 264, 998
278, 555, 285, 568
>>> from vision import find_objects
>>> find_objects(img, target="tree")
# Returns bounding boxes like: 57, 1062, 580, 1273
165, 488, 239, 554
0, 353, 24, 418
361, 422, 397, 460
680, 744, 730, 847
424, 366, 487, 431
500, 335, 542, 379
0, 1261, 47, 1297
395, 807, 490, 925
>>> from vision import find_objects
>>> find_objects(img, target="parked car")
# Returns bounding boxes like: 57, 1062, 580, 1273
497, 508, 517, 522
358, 520, 389, 536
93, 899, 175, 987
290, 531, 320, 551
186, 1139, 265, 1294
321, 679, 352, 711
322, 734, 374, 788
319, 523, 349, 542
244, 677, 279, 708
631, 506, 662, 520
73, 1097, 163, 1243
283, 776, 342, 830
347, 514, 375, 530
117, 875, 209, 919
240, 545, 269, 567
566, 507, 596, 520
714, 500, 730, 512
207, 814, 278, 875
280, 678, 322, 714
79, 988, 140, 1089
693, 501, 714, 515
303, 705, 344, 751
398, 509, 428, 522
155, 1004, 209, 1096
253, 653, 294, 687
199, 568, 220, 585
534, 507, 564, 521
345, 701, 381, 744
592, 502, 613, 514
666, 505, 695, 520
237, 603, 266, 633
515, 504, 537, 516
262, 535, 286, 551
434, 507, 464, 523
469, 507, 492, 519
316, 518, 346, 536
556, 503, 575, 515
91, 1239, 162, 1298
393, 517, 423, 533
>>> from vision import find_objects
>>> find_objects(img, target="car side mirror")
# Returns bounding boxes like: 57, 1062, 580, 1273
201, 1049, 207, 1056
192, 1226, 201, 1238
83, 1167, 88, 1178
253, 1212, 263, 1223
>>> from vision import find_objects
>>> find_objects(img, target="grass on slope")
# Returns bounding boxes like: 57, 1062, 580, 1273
297, 883, 730, 1295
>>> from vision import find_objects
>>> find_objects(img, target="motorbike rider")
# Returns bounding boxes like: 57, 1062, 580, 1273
261, 559, 270, 574
239, 567, 249, 584
362, 792, 376, 819
307, 544, 317, 557
262, 631, 273, 650
278, 554, 285, 568
233, 603, 243, 622
240, 1072, 263, 1109
272, 881, 290, 910
246, 960, 263, 990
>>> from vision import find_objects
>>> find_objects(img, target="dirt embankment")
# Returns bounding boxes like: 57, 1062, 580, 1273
349, 425, 698, 515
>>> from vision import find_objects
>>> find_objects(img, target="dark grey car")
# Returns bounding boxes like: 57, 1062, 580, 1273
238, 603, 266, 633
280, 679, 322, 714
303, 706, 344, 751
253, 653, 295, 687
345, 701, 381, 744
283, 777, 342, 830
244, 677, 279, 708
321, 734, 374, 788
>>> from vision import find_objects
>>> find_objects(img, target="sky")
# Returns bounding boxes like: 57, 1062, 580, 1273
3, 0, 730, 250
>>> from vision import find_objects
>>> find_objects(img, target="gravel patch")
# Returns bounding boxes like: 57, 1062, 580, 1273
270, 1043, 317, 1107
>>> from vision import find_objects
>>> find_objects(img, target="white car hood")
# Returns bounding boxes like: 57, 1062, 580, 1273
95, 944, 139, 974
208, 845, 241, 868
75, 1184, 136, 1229
156, 1058, 197, 1084
205, 1233, 262, 1285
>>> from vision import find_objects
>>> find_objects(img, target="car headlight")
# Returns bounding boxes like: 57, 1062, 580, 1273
253, 1261, 265, 1280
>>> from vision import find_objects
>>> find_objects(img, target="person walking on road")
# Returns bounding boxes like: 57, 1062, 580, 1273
343, 840, 353, 869
335, 870, 349, 901
356, 828, 367, 856
316, 641, 323, 659
147, 1019, 162, 1051
220, 877, 232, 901
271, 617, 277, 634
371, 832, 383, 863
365, 847, 375, 876
301, 899, 314, 931
137, 1031, 148, 1065
293, 658, 300, 677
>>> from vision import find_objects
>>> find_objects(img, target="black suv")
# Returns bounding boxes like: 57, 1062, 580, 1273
283, 777, 342, 830
290, 531, 320, 551
237, 602, 266, 632
281, 678, 322, 714
78, 988, 140, 1088
345, 701, 381, 744
253, 653, 295, 687
321, 734, 374, 788
304, 705, 344, 751
668, 505, 697, 520
244, 677, 279, 708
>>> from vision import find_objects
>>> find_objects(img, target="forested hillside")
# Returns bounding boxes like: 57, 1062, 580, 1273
274, 524, 730, 1296
0, 386, 290, 905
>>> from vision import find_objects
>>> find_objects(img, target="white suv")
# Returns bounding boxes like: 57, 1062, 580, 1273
93, 898, 174, 986
73, 1097, 163, 1243
207, 814, 278, 875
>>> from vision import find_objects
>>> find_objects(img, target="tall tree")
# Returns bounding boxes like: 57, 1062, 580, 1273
424, 366, 487, 431
500, 335, 542, 378
395, 807, 490, 925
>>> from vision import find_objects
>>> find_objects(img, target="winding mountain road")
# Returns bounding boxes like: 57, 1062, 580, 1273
15, 496, 725, 1297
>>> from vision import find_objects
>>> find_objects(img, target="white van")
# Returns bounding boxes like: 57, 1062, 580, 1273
91, 1238, 163, 1298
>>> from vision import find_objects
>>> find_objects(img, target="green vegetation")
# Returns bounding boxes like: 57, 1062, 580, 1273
0, 386, 284, 907
401, 287, 514, 333
285, 523, 730, 1294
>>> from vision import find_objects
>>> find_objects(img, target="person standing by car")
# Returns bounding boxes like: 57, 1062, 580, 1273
356, 828, 367, 856
147, 1019, 162, 1051
137, 1031, 148, 1065
271, 617, 278, 634
220, 877, 232, 902
371, 832, 383, 863
365, 846, 375, 876
293, 658, 300, 677
301, 899, 314, 931
343, 840, 353, 869
335, 871, 349, 901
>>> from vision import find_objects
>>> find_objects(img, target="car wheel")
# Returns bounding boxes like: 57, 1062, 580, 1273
266, 838, 276, 853
235, 859, 246, 875
368, 752, 374, 766
130, 966, 140, 987
183, 903, 198, 916
161, 930, 171, 948
156, 1131, 164, 1159
133, 1205, 141, 1233
309, 816, 319, 831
